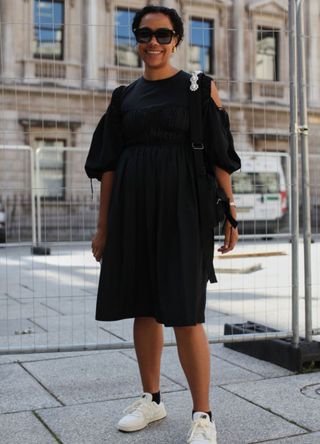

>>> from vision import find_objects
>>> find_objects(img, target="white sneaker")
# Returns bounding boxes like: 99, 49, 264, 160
187, 412, 218, 444
117, 392, 167, 432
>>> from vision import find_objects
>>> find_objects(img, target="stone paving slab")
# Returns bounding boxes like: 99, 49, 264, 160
0, 411, 58, 444
0, 349, 108, 364
257, 431, 320, 443
0, 300, 68, 320
0, 295, 97, 316
96, 318, 135, 342
0, 288, 34, 302
0, 318, 45, 336
0, 318, 121, 352
209, 343, 293, 378
22, 351, 184, 406
30, 296, 97, 316
224, 372, 320, 431
0, 362, 61, 414
35, 383, 305, 444
14, 283, 84, 299
122, 345, 265, 388
212, 386, 305, 444
0, 343, 295, 377
1, 280, 97, 300
205, 287, 312, 335
28, 313, 103, 334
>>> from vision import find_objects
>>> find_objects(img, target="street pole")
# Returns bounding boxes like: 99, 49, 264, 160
288, 0, 300, 347
296, 0, 312, 342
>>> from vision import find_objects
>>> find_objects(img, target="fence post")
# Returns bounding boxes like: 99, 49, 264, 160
288, 0, 300, 347
35, 148, 42, 245
29, 147, 36, 246
296, 0, 312, 342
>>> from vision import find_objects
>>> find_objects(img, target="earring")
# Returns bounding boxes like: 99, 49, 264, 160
172, 46, 177, 53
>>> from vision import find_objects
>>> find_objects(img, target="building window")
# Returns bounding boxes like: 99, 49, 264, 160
189, 18, 214, 74
33, 0, 64, 59
256, 27, 279, 81
115, 8, 141, 67
35, 139, 66, 199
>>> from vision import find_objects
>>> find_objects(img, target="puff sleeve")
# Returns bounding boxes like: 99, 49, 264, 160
84, 85, 125, 181
202, 77, 241, 175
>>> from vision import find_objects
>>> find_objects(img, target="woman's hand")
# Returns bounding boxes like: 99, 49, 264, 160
217, 208, 239, 254
91, 229, 107, 262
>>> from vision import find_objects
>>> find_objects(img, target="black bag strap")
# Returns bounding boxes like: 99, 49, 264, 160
189, 71, 237, 283
189, 70, 238, 231
189, 71, 217, 283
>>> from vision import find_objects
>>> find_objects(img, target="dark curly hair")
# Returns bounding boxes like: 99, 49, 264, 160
132, 5, 184, 47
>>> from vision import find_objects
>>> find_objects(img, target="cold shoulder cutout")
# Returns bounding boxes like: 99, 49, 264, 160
201, 74, 241, 174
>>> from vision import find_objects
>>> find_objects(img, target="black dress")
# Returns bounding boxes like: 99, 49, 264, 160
85, 69, 241, 327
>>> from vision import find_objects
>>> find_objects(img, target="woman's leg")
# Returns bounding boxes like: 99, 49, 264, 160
133, 317, 164, 393
173, 324, 211, 412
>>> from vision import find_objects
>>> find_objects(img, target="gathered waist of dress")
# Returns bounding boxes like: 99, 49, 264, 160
123, 142, 189, 150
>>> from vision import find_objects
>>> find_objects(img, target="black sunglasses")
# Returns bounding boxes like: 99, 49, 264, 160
133, 27, 176, 45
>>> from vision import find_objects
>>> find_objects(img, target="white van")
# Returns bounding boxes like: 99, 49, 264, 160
231, 152, 288, 233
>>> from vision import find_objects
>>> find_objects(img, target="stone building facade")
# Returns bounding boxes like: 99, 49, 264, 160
0, 0, 319, 241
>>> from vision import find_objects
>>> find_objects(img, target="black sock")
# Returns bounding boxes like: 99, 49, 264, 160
192, 409, 213, 422
152, 391, 161, 404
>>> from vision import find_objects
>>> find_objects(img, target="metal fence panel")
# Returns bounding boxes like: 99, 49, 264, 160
0, 0, 319, 355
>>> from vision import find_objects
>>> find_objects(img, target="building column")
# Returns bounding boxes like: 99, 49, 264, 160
161, 0, 184, 67
306, 0, 320, 107
83, 0, 99, 88
161, 0, 177, 8
0, 0, 16, 82
231, 0, 249, 150
231, 0, 245, 102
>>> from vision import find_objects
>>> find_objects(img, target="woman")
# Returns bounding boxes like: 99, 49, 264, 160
85, 5, 241, 444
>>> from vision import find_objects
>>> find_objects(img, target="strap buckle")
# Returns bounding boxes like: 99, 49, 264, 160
192, 142, 204, 150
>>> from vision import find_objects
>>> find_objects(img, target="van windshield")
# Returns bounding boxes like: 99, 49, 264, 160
232, 172, 280, 194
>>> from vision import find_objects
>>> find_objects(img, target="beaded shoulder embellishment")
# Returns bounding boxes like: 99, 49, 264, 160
189, 70, 202, 91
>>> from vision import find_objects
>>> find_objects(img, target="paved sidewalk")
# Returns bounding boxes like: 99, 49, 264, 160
1, 341, 320, 444
1, 243, 320, 442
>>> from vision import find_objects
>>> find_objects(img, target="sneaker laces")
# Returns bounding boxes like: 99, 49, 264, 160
187, 417, 216, 443
123, 396, 152, 418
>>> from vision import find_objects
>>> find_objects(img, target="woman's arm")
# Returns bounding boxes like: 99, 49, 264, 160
210, 80, 223, 108
91, 170, 115, 262
210, 80, 238, 254
214, 166, 234, 202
